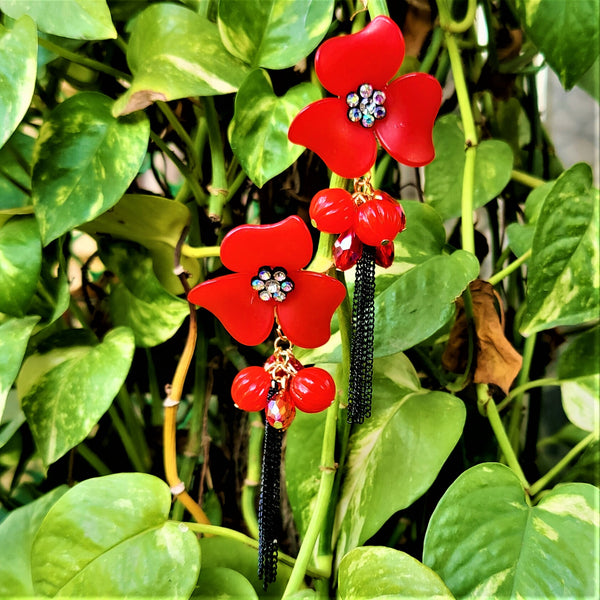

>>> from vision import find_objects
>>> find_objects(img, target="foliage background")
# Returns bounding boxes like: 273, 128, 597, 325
0, 0, 598, 598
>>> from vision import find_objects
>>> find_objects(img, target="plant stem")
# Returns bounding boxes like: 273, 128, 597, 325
77, 442, 111, 476
511, 169, 546, 189
157, 101, 198, 169
477, 384, 530, 491
367, 0, 389, 18
496, 376, 560, 412
181, 244, 220, 259
437, 0, 479, 256
529, 433, 598, 497
508, 333, 537, 452
488, 249, 532, 286
441, 0, 477, 33
282, 398, 339, 598
108, 405, 147, 472
203, 97, 228, 221
37, 37, 132, 82
182, 523, 328, 579
163, 273, 210, 525
420, 27, 444, 74
149, 130, 206, 204
241, 413, 264, 539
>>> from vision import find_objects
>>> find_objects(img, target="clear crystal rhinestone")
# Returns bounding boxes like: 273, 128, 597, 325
273, 269, 287, 282
374, 105, 386, 119
346, 92, 360, 107
281, 280, 294, 293
361, 114, 375, 128
359, 83, 373, 98
265, 280, 280, 294
251, 277, 265, 290
372, 90, 386, 105
258, 290, 271, 301
272, 290, 286, 302
348, 107, 362, 122
258, 267, 271, 280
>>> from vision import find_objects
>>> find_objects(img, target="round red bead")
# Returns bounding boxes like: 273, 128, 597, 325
289, 367, 336, 413
355, 192, 405, 246
231, 366, 272, 412
310, 188, 356, 234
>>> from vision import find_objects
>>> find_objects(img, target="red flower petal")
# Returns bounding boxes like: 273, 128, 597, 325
315, 16, 405, 96
288, 98, 377, 179
188, 274, 275, 346
375, 73, 442, 167
276, 271, 345, 348
220, 216, 313, 274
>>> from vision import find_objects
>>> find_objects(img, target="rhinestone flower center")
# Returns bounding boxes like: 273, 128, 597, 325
251, 266, 295, 302
346, 83, 386, 129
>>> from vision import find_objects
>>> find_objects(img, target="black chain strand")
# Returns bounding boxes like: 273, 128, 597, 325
257, 389, 284, 589
347, 244, 376, 424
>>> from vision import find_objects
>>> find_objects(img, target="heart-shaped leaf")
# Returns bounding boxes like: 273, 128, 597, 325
0, 216, 41, 316
333, 371, 465, 564
0, 16, 37, 150
0, 485, 67, 597
32, 92, 149, 245
0, 315, 39, 419
79, 194, 199, 294
101, 241, 189, 347
513, 0, 599, 89
557, 326, 600, 433
31, 473, 200, 598
217, 0, 333, 69
423, 463, 599, 598
18, 327, 135, 465
338, 547, 454, 600
230, 69, 321, 187
373, 249, 480, 356
520, 163, 599, 335
425, 115, 513, 220
113, 3, 249, 115
0, 0, 116, 40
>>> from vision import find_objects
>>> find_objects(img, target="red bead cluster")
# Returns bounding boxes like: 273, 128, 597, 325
309, 182, 406, 271
231, 356, 335, 430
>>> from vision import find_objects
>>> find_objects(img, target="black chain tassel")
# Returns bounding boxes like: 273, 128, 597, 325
348, 244, 376, 424
257, 399, 284, 589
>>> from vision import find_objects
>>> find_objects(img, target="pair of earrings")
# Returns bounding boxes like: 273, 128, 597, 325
187, 13, 442, 588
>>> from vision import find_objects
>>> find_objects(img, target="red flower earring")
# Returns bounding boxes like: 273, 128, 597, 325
288, 16, 441, 424
288, 15, 442, 178
188, 216, 345, 587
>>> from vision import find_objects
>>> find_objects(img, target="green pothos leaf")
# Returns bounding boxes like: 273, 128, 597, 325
520, 163, 599, 335
423, 463, 600, 598
230, 69, 321, 187
31, 473, 200, 598
32, 92, 149, 245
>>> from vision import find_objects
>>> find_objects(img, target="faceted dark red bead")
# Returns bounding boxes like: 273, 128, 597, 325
333, 228, 363, 271
266, 389, 296, 430
375, 242, 395, 268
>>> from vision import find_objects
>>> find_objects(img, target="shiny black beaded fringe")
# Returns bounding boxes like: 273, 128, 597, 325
257, 402, 284, 589
347, 245, 376, 424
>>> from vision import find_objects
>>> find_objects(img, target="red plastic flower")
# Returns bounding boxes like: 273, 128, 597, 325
288, 16, 442, 178
187, 216, 346, 348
